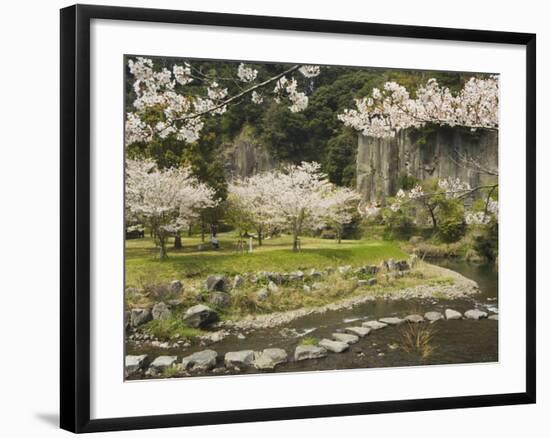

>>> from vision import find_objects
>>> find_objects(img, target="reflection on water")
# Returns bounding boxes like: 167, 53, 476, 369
127, 259, 498, 377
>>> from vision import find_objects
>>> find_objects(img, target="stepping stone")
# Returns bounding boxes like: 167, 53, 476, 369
465, 309, 488, 320
362, 320, 388, 330
332, 332, 359, 344
344, 326, 371, 337
225, 350, 255, 367
294, 345, 327, 361
253, 348, 288, 370
149, 355, 177, 371
319, 338, 349, 353
445, 309, 463, 320
404, 314, 424, 323
379, 317, 404, 325
488, 314, 499, 320
424, 311, 444, 322
181, 350, 217, 371
125, 354, 147, 377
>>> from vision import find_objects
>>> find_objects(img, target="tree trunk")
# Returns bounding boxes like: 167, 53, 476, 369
159, 238, 167, 260
174, 233, 182, 249
337, 229, 342, 244
429, 208, 437, 229
292, 229, 300, 252
257, 226, 263, 247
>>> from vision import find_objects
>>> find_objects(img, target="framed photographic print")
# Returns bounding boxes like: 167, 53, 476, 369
60, 4, 536, 433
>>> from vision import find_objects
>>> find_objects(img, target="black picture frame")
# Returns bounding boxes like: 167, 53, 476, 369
60, 4, 536, 433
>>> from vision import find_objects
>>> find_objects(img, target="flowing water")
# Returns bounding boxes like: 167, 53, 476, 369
127, 259, 498, 377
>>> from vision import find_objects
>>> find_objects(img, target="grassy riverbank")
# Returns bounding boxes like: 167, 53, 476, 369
125, 234, 464, 342
125, 232, 408, 287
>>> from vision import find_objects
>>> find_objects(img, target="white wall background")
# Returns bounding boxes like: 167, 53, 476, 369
0, 0, 545, 436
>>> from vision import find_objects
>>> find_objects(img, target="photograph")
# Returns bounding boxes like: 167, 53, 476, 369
123, 55, 500, 380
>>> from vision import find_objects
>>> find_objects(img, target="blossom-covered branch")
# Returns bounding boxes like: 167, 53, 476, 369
125, 57, 321, 146
338, 76, 499, 138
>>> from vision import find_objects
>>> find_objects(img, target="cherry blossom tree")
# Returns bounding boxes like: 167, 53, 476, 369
227, 173, 283, 247
125, 57, 321, 147
317, 186, 361, 243
125, 158, 217, 259
338, 76, 499, 138
263, 162, 334, 251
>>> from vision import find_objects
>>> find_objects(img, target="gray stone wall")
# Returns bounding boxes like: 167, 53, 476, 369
222, 130, 277, 179
356, 128, 498, 201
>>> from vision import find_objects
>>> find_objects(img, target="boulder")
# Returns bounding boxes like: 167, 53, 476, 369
149, 355, 177, 372
233, 275, 244, 289
367, 278, 377, 286
266, 272, 284, 285
465, 309, 488, 320
267, 281, 279, 293
319, 338, 349, 353
169, 280, 183, 294
125, 354, 147, 377
182, 304, 218, 328
404, 314, 424, 323
208, 291, 231, 309
488, 314, 499, 320
294, 345, 327, 361
256, 288, 270, 301
445, 309, 463, 320
152, 302, 172, 320
385, 259, 397, 271
303, 285, 312, 293
205, 275, 229, 292
338, 265, 352, 274
130, 308, 152, 327
379, 316, 404, 325
225, 350, 255, 367
344, 326, 371, 337
424, 311, 444, 322
396, 260, 410, 271
124, 310, 131, 330
181, 350, 218, 371
364, 265, 379, 275
309, 268, 323, 278
332, 332, 359, 344
362, 320, 388, 330
253, 348, 288, 370
288, 271, 304, 281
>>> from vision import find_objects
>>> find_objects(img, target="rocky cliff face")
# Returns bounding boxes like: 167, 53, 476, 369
356, 128, 498, 201
222, 129, 277, 179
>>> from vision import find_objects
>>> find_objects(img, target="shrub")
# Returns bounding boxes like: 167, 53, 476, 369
382, 207, 416, 240
143, 318, 201, 341
472, 218, 498, 261
436, 199, 465, 243
300, 336, 319, 346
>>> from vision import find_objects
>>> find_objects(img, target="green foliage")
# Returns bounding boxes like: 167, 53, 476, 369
436, 199, 466, 243
398, 173, 420, 191
325, 129, 357, 186
300, 336, 319, 346
472, 219, 499, 261
382, 203, 416, 240
143, 318, 201, 341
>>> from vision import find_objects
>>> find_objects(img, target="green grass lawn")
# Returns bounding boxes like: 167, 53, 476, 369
125, 232, 407, 287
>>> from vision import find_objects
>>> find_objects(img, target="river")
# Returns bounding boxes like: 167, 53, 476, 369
127, 259, 498, 377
